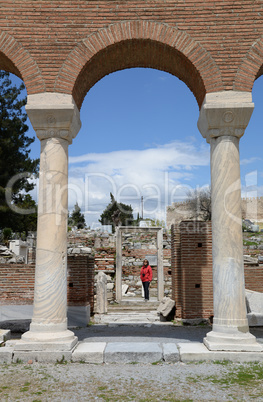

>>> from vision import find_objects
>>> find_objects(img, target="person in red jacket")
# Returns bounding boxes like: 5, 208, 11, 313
140, 259, 152, 301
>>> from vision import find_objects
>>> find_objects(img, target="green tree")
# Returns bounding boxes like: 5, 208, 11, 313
13, 194, 38, 236
0, 71, 39, 232
99, 193, 134, 232
69, 202, 86, 229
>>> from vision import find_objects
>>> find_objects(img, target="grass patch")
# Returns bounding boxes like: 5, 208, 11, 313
243, 240, 258, 246
56, 355, 67, 365
207, 363, 263, 387
213, 359, 231, 365
20, 381, 31, 392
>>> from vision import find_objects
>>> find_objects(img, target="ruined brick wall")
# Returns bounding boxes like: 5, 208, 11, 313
171, 221, 263, 320
0, 264, 35, 305
67, 255, 95, 314
171, 221, 213, 320
0, 2, 262, 109
244, 266, 263, 294
0, 256, 95, 313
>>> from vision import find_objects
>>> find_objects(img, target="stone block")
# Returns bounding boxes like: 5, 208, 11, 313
105, 342, 163, 363
72, 342, 106, 363
80, 247, 92, 254
145, 255, 157, 266
179, 342, 263, 363
157, 297, 175, 317
148, 245, 156, 250
163, 343, 179, 362
0, 347, 13, 364
13, 351, 72, 364
0, 329, 11, 343
122, 284, 129, 295
246, 289, 263, 314
14, 337, 78, 352
72, 248, 81, 254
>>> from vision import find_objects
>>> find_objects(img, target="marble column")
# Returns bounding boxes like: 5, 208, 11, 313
198, 91, 262, 351
18, 93, 81, 348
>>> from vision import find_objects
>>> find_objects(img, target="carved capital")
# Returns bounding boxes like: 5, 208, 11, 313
25, 93, 81, 143
198, 91, 254, 143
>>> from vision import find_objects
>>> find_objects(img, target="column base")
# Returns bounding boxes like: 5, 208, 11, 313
14, 336, 78, 352
204, 329, 263, 352
16, 320, 78, 351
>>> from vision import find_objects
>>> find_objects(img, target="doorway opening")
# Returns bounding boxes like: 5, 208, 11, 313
115, 226, 164, 303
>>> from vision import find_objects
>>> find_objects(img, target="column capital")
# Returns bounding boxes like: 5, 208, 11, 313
25, 92, 81, 144
198, 91, 254, 143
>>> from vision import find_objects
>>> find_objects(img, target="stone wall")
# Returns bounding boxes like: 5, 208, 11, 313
167, 197, 263, 229
68, 229, 172, 300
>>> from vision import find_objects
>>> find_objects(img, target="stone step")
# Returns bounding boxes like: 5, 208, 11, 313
71, 342, 180, 364
93, 311, 161, 325
117, 298, 160, 308
108, 307, 156, 313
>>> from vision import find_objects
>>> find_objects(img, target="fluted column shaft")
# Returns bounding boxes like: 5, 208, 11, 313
198, 91, 262, 351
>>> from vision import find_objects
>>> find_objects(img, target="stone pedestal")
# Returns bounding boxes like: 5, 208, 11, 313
198, 91, 262, 352
15, 93, 81, 351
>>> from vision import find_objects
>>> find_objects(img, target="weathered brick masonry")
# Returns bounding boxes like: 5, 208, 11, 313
171, 221, 263, 320
171, 221, 213, 320
0, 1, 262, 108
0, 256, 95, 314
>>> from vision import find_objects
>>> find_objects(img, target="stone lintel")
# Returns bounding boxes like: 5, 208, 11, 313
25, 92, 81, 143
198, 91, 254, 142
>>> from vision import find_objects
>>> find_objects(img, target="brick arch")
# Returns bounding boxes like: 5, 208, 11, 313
0, 31, 45, 93
235, 37, 263, 92
55, 21, 223, 109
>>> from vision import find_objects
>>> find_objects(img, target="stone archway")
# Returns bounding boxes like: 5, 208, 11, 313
0, 30, 45, 93
1, 3, 261, 356
115, 227, 164, 303
56, 20, 222, 109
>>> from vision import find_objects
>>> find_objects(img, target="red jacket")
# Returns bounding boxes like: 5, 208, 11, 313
140, 264, 152, 282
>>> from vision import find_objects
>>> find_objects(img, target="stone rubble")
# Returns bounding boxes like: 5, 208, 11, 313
0, 245, 25, 263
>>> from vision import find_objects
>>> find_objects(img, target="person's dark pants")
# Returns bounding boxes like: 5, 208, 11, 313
142, 281, 150, 300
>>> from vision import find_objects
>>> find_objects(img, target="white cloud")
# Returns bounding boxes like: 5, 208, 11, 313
240, 157, 262, 166
68, 140, 210, 227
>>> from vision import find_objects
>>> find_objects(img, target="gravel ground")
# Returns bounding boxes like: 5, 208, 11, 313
1, 324, 263, 401
1, 360, 263, 401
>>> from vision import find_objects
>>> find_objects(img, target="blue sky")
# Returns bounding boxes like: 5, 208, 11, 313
10, 68, 263, 228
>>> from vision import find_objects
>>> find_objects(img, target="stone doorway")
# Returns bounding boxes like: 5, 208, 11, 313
115, 227, 164, 303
